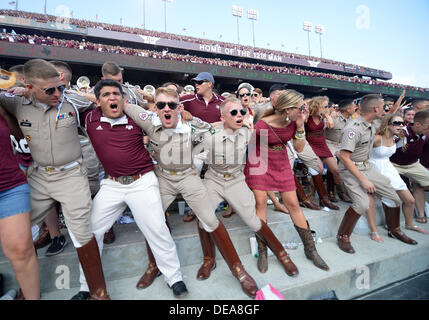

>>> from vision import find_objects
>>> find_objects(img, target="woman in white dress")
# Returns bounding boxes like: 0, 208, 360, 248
367, 114, 428, 242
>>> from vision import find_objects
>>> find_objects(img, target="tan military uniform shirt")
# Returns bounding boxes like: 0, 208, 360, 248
122, 83, 146, 107
0, 92, 94, 167
325, 112, 350, 158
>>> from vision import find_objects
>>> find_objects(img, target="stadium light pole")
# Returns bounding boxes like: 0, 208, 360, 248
248, 9, 258, 48
303, 21, 313, 57
143, 0, 146, 29
162, 0, 172, 33
315, 25, 325, 58
44, 0, 47, 14
232, 5, 243, 45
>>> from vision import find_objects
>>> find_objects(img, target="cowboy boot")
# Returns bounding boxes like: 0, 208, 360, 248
76, 236, 110, 300
312, 174, 339, 210
210, 221, 258, 298
255, 236, 268, 273
337, 207, 361, 254
383, 204, 417, 245
34, 222, 52, 249
295, 222, 329, 271
103, 227, 115, 245
136, 240, 161, 289
295, 176, 320, 210
336, 183, 353, 203
196, 222, 216, 280
326, 171, 338, 203
256, 221, 299, 276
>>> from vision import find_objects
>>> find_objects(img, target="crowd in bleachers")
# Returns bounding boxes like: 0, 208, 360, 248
0, 9, 388, 76
1, 31, 428, 92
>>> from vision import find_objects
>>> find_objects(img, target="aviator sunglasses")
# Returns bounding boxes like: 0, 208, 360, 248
230, 109, 247, 116
36, 84, 66, 96
156, 101, 179, 110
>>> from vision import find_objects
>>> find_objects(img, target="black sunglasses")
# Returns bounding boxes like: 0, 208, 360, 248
156, 102, 179, 110
390, 121, 405, 127
230, 109, 247, 116
38, 85, 66, 96
193, 80, 208, 85
239, 93, 252, 98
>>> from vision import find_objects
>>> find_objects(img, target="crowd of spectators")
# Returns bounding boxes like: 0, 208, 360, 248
1, 31, 428, 93
0, 9, 389, 77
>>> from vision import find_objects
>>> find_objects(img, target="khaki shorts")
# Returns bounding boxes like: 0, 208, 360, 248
392, 161, 429, 187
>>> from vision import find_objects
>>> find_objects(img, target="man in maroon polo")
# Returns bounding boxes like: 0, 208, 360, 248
391, 110, 429, 224
180, 72, 225, 124
73, 79, 187, 300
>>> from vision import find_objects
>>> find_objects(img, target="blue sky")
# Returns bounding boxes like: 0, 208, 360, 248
3, 0, 429, 88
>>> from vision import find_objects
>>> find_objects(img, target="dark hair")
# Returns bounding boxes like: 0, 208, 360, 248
414, 110, 429, 124
9, 64, 24, 74
383, 97, 395, 103
102, 61, 123, 77
50, 60, 73, 83
338, 99, 354, 111
93, 79, 124, 100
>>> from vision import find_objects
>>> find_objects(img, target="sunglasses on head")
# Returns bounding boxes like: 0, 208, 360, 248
156, 101, 179, 110
38, 85, 66, 96
229, 109, 247, 116
239, 93, 252, 98
390, 121, 405, 127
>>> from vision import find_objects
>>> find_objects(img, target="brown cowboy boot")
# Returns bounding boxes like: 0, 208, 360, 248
383, 204, 417, 245
326, 171, 338, 203
256, 236, 268, 273
196, 222, 216, 280
76, 236, 110, 300
295, 222, 329, 271
256, 221, 299, 276
136, 240, 161, 289
210, 221, 258, 298
337, 207, 361, 254
336, 183, 353, 203
34, 222, 52, 249
295, 176, 320, 210
312, 174, 339, 210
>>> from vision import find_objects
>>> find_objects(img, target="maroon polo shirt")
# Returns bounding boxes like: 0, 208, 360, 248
0, 115, 27, 192
390, 124, 425, 166
180, 93, 224, 123
85, 107, 153, 178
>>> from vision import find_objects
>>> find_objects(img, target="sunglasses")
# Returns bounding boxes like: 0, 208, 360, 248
36, 84, 66, 96
252, 93, 259, 97
229, 109, 247, 116
390, 121, 405, 127
193, 80, 208, 85
156, 101, 179, 110
239, 93, 252, 98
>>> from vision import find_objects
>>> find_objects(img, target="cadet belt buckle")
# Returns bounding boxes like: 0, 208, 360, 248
224, 174, 231, 179
45, 167, 56, 173
117, 176, 136, 185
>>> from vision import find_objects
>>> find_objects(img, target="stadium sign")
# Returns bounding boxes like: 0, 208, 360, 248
0, 15, 87, 34
0, 41, 426, 99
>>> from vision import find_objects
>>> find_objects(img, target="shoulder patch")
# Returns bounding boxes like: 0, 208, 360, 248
139, 113, 148, 121
348, 131, 356, 139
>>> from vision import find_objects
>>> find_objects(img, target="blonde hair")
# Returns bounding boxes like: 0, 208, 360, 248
220, 97, 241, 115
263, 89, 303, 118
155, 87, 179, 101
308, 96, 329, 116
23, 59, 60, 84
377, 113, 406, 150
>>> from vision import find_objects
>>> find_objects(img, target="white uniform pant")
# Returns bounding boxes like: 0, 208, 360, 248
78, 171, 183, 291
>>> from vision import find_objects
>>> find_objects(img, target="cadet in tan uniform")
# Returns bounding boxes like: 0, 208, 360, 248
124, 87, 259, 298
337, 94, 416, 254
0, 59, 109, 300
324, 99, 355, 203
195, 97, 298, 278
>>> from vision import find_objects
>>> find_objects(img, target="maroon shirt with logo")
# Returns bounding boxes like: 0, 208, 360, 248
0, 115, 27, 192
180, 93, 224, 124
390, 124, 425, 166
85, 108, 153, 178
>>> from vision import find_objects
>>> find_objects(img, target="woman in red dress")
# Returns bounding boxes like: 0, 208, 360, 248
245, 90, 329, 272
305, 97, 345, 209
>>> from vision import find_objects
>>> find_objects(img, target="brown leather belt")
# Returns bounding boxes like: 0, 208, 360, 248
306, 132, 323, 137
267, 145, 285, 151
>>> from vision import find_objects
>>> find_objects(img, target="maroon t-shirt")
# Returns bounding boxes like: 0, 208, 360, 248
0, 115, 27, 192
390, 124, 425, 166
180, 93, 224, 124
85, 108, 153, 178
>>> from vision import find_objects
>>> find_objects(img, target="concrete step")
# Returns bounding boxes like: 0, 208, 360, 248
38, 229, 429, 300
1, 199, 428, 299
